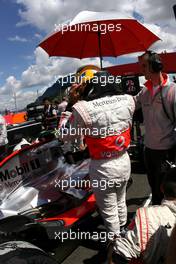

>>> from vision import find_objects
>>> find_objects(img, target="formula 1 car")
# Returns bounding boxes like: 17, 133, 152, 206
0, 138, 96, 262
0, 134, 139, 263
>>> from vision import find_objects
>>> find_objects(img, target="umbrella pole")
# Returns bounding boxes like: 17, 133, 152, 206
173, 5, 176, 19
98, 30, 103, 69
99, 56, 103, 69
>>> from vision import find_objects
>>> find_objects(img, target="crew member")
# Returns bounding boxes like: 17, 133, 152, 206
42, 97, 58, 131
135, 51, 176, 205
110, 167, 176, 264
0, 114, 8, 161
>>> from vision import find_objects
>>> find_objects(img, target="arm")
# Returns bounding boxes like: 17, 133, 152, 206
58, 108, 86, 142
133, 87, 144, 111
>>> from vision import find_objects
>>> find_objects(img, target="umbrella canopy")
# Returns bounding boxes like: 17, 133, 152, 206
39, 11, 160, 68
105, 52, 176, 76
106, 62, 141, 76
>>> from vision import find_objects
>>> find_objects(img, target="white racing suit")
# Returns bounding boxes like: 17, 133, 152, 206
60, 94, 135, 235
113, 199, 176, 264
0, 115, 8, 147
0, 115, 8, 161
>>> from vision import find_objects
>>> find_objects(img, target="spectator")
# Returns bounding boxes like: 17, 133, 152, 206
42, 97, 58, 131
135, 51, 176, 205
0, 114, 8, 161
110, 167, 176, 264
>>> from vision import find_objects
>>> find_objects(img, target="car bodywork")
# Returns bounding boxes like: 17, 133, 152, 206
0, 139, 96, 246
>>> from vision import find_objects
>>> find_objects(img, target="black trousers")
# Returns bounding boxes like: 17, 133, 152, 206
144, 147, 175, 205
0, 145, 7, 162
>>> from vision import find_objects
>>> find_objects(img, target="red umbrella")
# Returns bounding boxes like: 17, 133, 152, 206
105, 52, 176, 76
39, 11, 160, 68
106, 62, 141, 76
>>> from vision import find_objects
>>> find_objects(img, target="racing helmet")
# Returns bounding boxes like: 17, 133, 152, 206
68, 65, 101, 105
82, 70, 123, 101
75, 65, 101, 84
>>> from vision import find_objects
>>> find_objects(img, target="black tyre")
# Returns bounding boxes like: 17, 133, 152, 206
0, 241, 58, 264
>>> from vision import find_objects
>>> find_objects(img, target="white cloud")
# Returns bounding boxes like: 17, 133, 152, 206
15, 0, 176, 36
134, 0, 176, 24
20, 47, 113, 89
1, 0, 176, 110
0, 91, 37, 111
16, 0, 66, 32
34, 33, 43, 39
8, 35, 28, 42
14, 0, 176, 56
20, 47, 112, 89
16, 0, 135, 32
15, 0, 176, 48
34, 47, 49, 66
0, 76, 21, 96
0, 46, 113, 110
143, 23, 176, 52
15, 90, 38, 108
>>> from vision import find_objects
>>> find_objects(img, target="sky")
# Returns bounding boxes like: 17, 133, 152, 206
0, 0, 176, 111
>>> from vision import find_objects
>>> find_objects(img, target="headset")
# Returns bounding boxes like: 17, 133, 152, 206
146, 50, 163, 73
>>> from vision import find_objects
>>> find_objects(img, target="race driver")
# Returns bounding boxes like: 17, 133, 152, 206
58, 66, 135, 237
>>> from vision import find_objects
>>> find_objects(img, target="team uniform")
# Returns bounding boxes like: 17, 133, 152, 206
61, 94, 135, 235
0, 115, 8, 161
113, 199, 176, 264
135, 73, 176, 204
